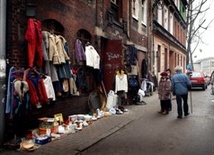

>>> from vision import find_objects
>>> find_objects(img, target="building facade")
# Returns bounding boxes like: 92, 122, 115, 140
148, 0, 188, 78
194, 57, 214, 75
1, 0, 188, 143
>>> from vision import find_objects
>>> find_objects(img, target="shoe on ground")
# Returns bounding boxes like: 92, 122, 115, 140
116, 108, 123, 115
177, 115, 182, 119
161, 111, 169, 115
184, 113, 189, 116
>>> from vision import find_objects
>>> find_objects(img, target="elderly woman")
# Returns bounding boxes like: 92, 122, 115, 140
158, 71, 171, 115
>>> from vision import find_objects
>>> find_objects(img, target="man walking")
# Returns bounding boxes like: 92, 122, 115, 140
171, 66, 191, 119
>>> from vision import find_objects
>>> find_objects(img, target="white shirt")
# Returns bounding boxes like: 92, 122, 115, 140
85, 45, 100, 69
115, 74, 128, 93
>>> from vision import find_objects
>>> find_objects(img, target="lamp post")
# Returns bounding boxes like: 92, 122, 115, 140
0, 0, 7, 148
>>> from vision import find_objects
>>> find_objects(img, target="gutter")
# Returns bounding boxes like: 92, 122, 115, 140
0, 0, 7, 147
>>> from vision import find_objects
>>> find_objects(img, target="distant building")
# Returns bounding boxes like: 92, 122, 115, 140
193, 57, 214, 75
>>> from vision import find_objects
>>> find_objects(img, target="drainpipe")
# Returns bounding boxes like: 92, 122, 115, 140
0, 0, 7, 148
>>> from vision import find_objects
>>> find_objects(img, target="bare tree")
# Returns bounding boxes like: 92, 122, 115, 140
186, 0, 213, 70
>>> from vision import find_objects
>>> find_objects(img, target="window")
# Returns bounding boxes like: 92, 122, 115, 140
132, 0, 139, 20
169, 13, 173, 34
141, 0, 147, 24
110, 0, 122, 22
157, 6, 162, 25
164, 6, 168, 30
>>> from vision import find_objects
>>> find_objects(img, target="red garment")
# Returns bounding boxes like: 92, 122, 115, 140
26, 79, 39, 106
25, 18, 43, 68
24, 69, 48, 106
37, 78, 48, 104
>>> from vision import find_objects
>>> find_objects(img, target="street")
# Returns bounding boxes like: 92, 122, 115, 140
81, 86, 214, 155
2, 86, 214, 155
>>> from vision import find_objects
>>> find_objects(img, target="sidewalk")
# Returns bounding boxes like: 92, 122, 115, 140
1, 93, 158, 155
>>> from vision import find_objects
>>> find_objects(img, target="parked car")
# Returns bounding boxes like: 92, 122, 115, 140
186, 71, 208, 90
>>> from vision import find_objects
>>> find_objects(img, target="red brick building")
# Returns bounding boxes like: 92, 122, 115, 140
4, 0, 149, 140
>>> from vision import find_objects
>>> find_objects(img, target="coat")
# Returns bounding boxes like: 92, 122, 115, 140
171, 71, 191, 95
158, 77, 171, 100
42, 31, 59, 82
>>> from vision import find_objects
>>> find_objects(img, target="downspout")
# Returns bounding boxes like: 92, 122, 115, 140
0, 0, 7, 148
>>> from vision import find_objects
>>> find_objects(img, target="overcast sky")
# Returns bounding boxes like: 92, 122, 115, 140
193, 0, 214, 62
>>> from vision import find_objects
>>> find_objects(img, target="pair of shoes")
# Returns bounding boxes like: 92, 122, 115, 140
177, 115, 182, 119
116, 108, 123, 115
184, 113, 189, 116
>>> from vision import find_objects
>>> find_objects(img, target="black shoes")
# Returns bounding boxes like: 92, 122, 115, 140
177, 115, 182, 119
177, 113, 189, 119
184, 113, 189, 117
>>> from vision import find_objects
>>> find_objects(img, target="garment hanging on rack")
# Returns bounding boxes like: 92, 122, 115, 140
85, 45, 100, 69
6, 67, 25, 114
115, 70, 128, 93
24, 18, 43, 68
43, 75, 56, 101
42, 30, 59, 82
23, 68, 48, 107
75, 38, 86, 62
114, 69, 128, 105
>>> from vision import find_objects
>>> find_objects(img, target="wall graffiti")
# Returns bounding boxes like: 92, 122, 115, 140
106, 52, 122, 61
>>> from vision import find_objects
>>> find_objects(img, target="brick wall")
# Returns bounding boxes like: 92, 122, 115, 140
5, 0, 96, 138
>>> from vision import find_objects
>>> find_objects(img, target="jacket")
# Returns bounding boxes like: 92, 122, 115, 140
75, 39, 86, 62
85, 45, 100, 69
158, 77, 171, 100
171, 71, 191, 95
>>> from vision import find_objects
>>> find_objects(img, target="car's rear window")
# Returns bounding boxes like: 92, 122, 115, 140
192, 72, 202, 77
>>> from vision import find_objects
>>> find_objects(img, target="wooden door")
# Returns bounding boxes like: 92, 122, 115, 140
101, 38, 123, 93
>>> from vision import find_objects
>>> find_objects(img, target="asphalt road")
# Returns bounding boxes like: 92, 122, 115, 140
81, 86, 214, 155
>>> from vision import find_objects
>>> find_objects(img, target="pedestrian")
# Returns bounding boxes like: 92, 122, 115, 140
158, 71, 171, 115
171, 66, 191, 119
210, 70, 214, 95
166, 68, 172, 111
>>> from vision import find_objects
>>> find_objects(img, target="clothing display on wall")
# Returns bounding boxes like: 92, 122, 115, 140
125, 45, 137, 66
5, 67, 54, 115
41, 30, 79, 96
